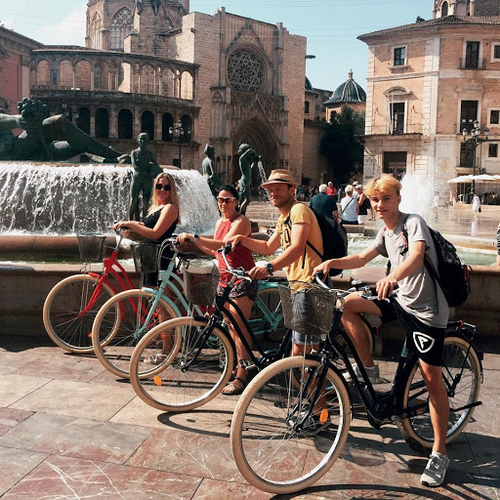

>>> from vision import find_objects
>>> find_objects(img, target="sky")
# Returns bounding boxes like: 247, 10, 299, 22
2, 0, 432, 91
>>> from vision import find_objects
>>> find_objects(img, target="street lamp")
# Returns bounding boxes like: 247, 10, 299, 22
462, 119, 489, 195
169, 119, 191, 168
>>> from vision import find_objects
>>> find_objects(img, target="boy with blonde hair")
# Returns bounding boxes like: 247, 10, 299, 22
314, 173, 451, 488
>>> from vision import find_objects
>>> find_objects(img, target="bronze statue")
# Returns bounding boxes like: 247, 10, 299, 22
0, 97, 122, 162
201, 144, 221, 197
129, 132, 163, 221
237, 143, 258, 215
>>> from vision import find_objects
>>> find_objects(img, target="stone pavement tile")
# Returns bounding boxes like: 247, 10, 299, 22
299, 455, 499, 499
192, 477, 273, 499
0, 345, 106, 383
0, 412, 153, 464
0, 446, 47, 496
0, 407, 33, 437
0, 374, 52, 407
110, 394, 170, 429
11, 379, 136, 420
126, 427, 242, 483
0, 454, 202, 500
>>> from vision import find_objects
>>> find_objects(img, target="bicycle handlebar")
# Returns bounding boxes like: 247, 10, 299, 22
217, 243, 253, 282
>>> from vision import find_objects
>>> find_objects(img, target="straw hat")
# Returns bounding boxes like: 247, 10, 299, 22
260, 169, 298, 188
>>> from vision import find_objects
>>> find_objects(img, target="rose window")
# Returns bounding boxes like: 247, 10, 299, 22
227, 49, 264, 93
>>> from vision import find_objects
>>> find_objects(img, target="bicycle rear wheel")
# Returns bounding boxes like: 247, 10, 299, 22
398, 335, 482, 448
130, 317, 234, 412
92, 289, 178, 378
230, 356, 351, 494
43, 274, 115, 353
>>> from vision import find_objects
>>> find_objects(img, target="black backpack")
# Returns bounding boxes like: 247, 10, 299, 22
286, 206, 348, 277
395, 217, 471, 307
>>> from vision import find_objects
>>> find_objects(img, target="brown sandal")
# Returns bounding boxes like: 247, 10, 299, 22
222, 377, 246, 396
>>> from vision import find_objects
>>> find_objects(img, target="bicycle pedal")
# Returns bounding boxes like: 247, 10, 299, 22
239, 359, 257, 371
406, 437, 425, 455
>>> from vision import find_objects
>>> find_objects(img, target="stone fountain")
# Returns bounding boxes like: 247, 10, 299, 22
0, 162, 219, 259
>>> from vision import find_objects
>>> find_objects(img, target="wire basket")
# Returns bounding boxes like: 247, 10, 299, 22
77, 235, 107, 262
183, 260, 220, 306
278, 282, 336, 337
131, 242, 159, 274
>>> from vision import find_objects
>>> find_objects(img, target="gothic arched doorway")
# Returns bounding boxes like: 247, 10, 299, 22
232, 117, 279, 191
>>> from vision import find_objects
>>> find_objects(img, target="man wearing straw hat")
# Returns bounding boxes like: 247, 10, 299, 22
227, 169, 328, 431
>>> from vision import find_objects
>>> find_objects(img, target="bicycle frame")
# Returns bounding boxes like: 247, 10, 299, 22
78, 238, 136, 318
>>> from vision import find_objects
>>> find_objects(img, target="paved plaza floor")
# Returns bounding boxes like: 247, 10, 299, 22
0, 201, 499, 499
0, 332, 499, 500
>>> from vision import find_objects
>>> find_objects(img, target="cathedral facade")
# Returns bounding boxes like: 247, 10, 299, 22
15, 0, 316, 185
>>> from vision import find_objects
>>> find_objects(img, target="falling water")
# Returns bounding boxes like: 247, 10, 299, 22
256, 159, 269, 202
0, 162, 220, 235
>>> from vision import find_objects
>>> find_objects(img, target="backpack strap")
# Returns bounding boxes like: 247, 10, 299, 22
285, 204, 322, 270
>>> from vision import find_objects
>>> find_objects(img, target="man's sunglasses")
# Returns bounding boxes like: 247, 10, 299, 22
217, 196, 236, 204
155, 184, 171, 191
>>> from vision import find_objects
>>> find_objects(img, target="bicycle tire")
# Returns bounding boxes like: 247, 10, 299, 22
251, 286, 285, 337
230, 356, 351, 494
130, 316, 235, 412
43, 274, 115, 353
397, 335, 482, 448
92, 289, 178, 378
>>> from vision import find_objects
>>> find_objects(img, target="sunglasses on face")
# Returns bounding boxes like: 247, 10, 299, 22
217, 196, 236, 204
155, 184, 171, 191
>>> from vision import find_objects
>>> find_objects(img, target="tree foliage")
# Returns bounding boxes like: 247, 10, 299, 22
320, 106, 365, 185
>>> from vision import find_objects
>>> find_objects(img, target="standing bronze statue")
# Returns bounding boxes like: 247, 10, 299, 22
0, 97, 122, 162
129, 132, 163, 221
201, 144, 222, 197
237, 143, 258, 215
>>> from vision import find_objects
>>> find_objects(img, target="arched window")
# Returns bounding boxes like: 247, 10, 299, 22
95, 108, 109, 138
76, 108, 90, 135
110, 8, 133, 51
94, 65, 103, 90
91, 12, 102, 49
441, 1, 448, 16
162, 113, 173, 141
118, 109, 133, 139
181, 114, 192, 142
141, 110, 155, 140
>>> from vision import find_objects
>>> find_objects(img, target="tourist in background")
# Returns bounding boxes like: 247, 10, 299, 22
309, 183, 339, 219
340, 184, 358, 225
326, 181, 337, 198
355, 184, 370, 225
177, 184, 258, 396
472, 193, 481, 216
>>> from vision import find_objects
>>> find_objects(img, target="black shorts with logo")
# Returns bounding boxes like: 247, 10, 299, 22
369, 297, 445, 367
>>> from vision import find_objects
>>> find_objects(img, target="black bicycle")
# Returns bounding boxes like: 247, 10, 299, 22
129, 244, 292, 412
230, 277, 483, 494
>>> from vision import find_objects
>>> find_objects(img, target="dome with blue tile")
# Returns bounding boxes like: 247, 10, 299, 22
325, 70, 366, 105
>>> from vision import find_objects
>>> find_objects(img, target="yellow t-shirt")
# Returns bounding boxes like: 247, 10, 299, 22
275, 202, 323, 283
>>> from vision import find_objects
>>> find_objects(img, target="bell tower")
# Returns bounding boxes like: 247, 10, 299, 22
86, 0, 190, 54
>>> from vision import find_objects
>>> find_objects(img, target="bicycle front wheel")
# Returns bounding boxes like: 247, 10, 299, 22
130, 317, 235, 412
43, 274, 115, 353
398, 335, 482, 448
92, 289, 178, 378
230, 356, 351, 494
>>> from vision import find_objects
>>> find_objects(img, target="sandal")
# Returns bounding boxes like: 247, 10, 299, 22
222, 377, 247, 396
143, 353, 167, 365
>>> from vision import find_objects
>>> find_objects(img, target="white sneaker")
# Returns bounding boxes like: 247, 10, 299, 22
421, 451, 450, 487
343, 363, 383, 384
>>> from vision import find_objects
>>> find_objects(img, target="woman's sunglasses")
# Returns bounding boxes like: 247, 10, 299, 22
217, 196, 236, 204
155, 184, 171, 191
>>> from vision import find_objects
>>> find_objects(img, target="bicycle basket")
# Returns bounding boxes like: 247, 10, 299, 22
183, 260, 220, 306
77, 235, 107, 262
278, 282, 336, 337
131, 242, 159, 273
